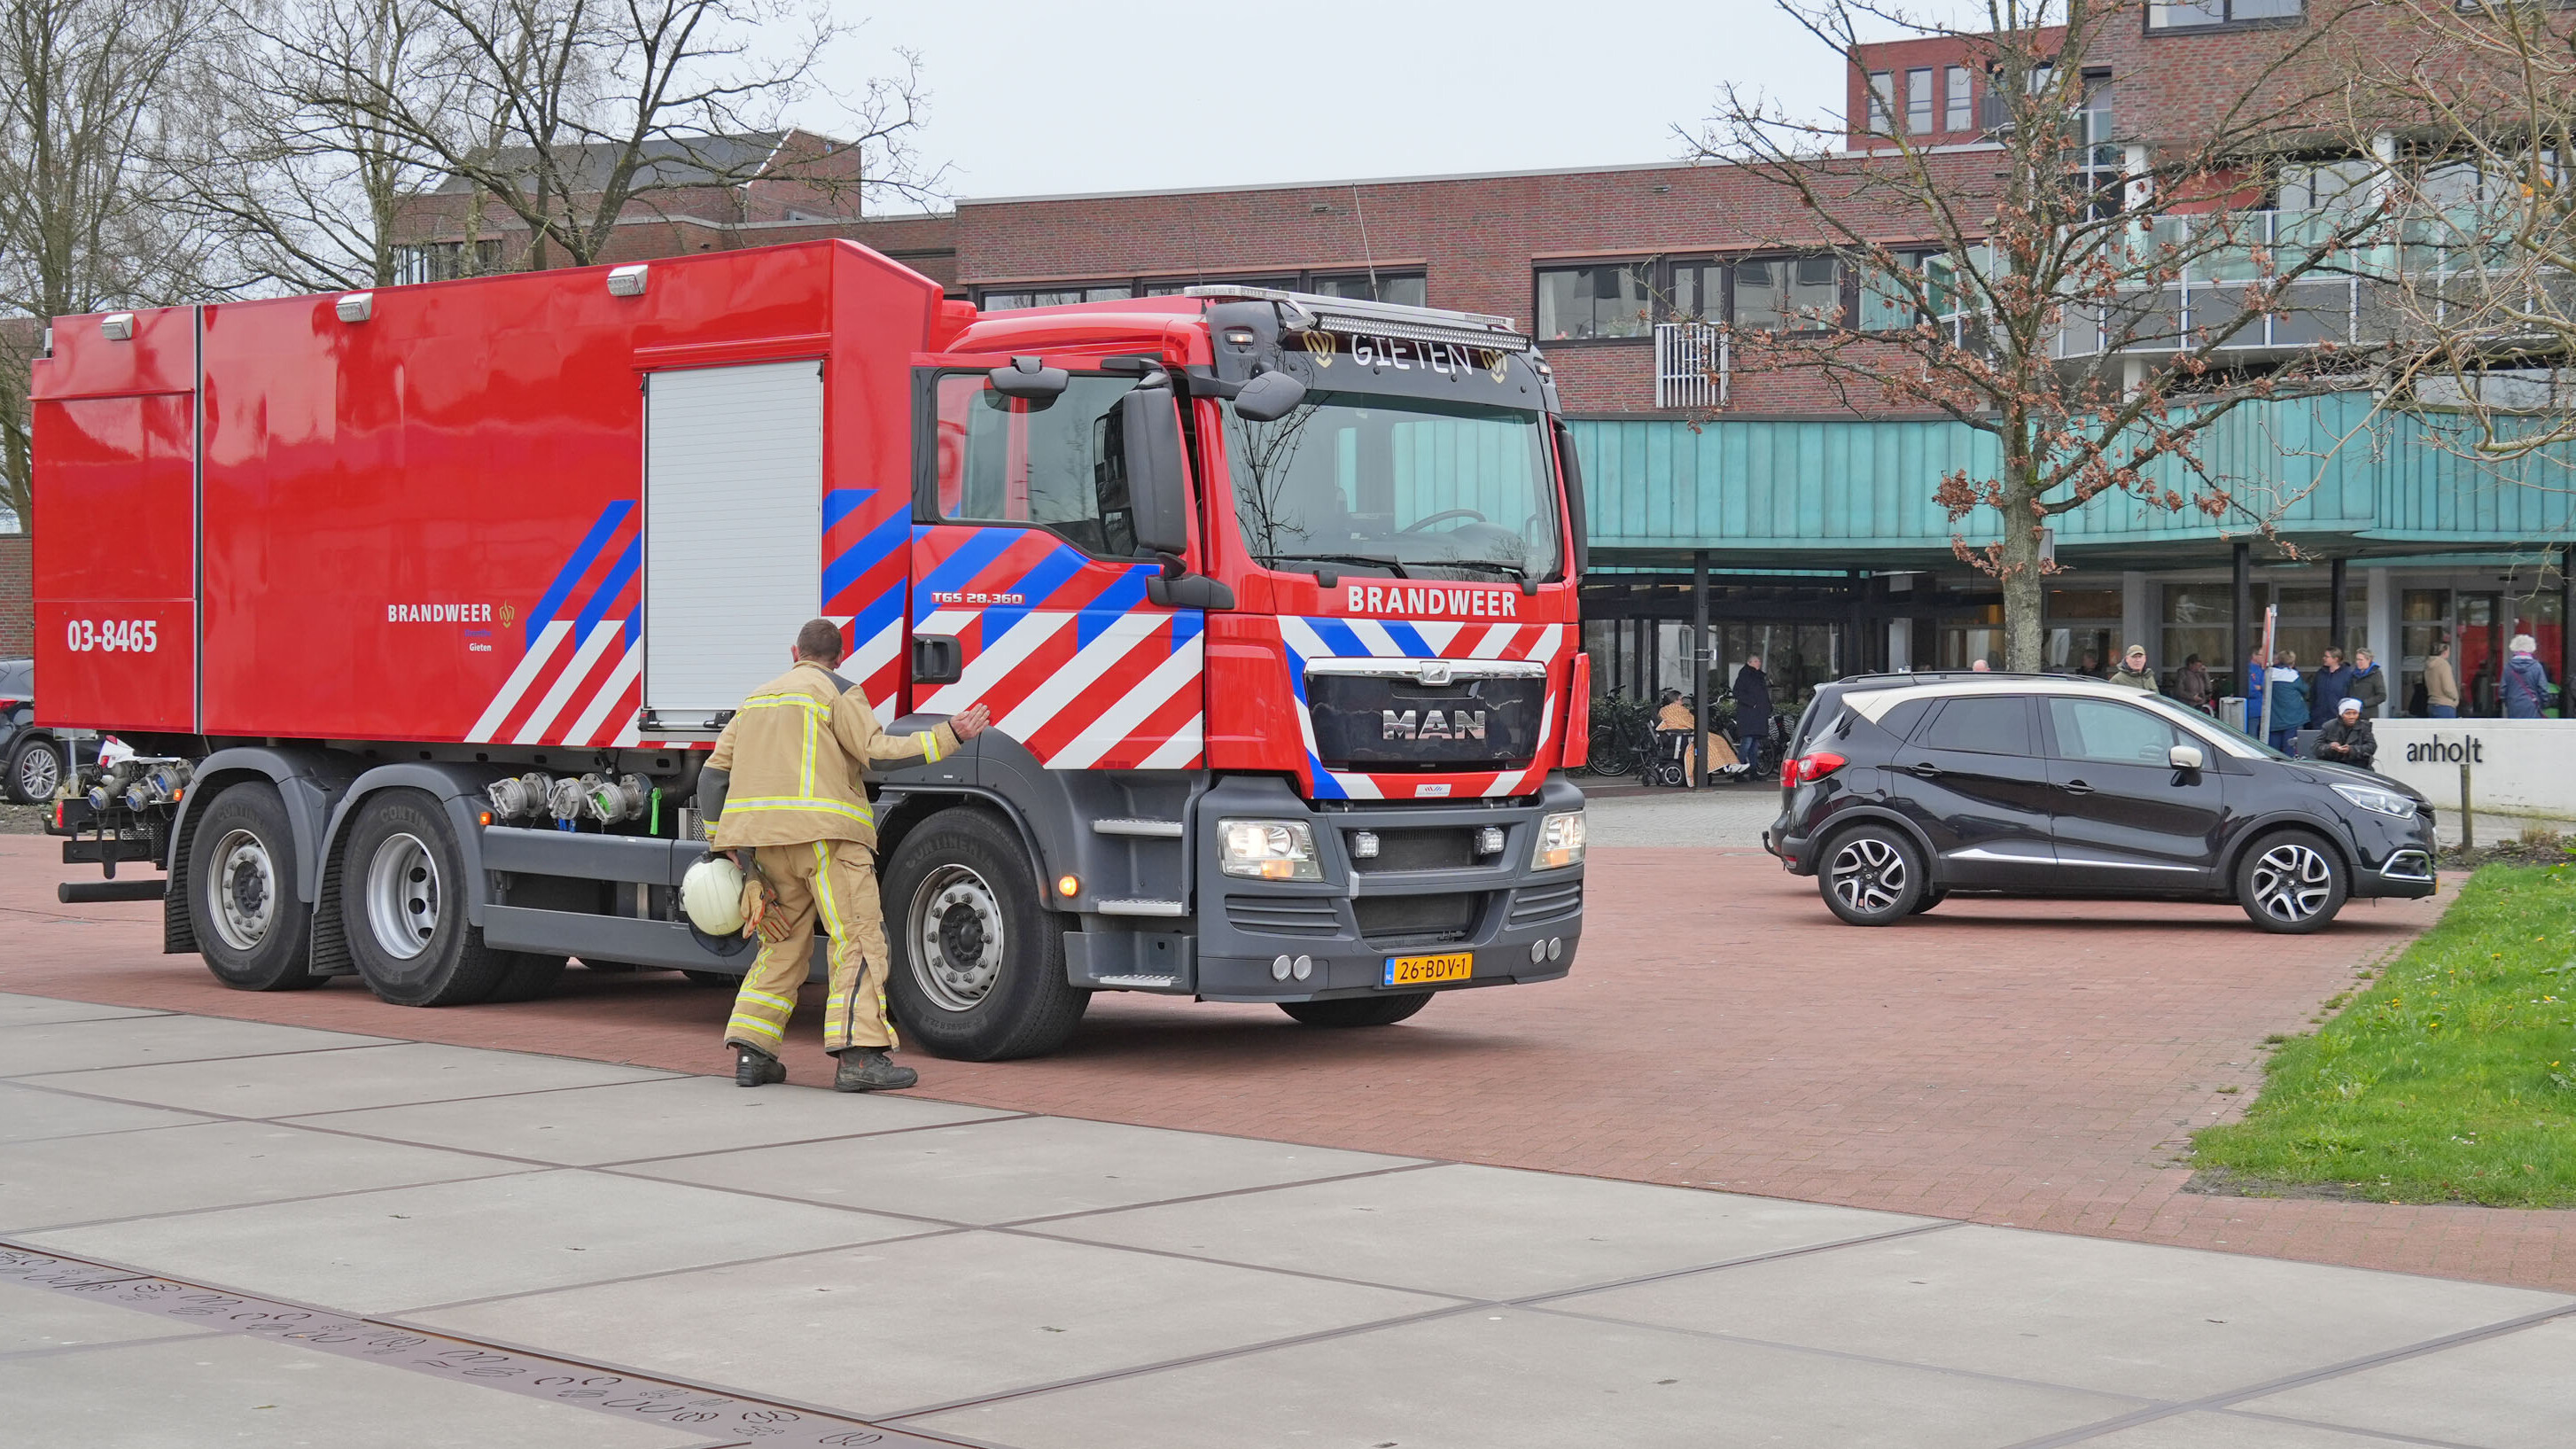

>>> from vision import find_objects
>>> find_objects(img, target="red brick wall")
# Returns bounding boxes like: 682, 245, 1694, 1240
0, 534, 28, 658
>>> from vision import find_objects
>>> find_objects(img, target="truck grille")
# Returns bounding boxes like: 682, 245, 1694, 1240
1224, 895, 1341, 938
1354, 892, 1482, 947
1507, 878, 1582, 927
1348, 828, 1475, 874
1307, 672, 1544, 768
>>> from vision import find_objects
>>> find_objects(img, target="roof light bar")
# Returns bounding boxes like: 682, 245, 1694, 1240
1181, 284, 1530, 353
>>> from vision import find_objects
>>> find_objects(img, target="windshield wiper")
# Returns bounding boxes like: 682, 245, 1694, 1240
1260, 553, 1410, 578
1438, 559, 1527, 581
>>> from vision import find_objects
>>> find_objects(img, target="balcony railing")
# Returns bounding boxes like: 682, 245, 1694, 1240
1654, 322, 1730, 409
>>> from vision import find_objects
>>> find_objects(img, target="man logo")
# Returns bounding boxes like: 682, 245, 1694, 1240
1301, 330, 1335, 368
1380, 708, 1486, 743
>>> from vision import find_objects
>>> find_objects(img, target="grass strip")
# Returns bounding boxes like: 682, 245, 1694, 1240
2193, 863, 2576, 1208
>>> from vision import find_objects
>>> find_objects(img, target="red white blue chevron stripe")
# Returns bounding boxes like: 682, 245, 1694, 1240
467, 502, 644, 747
821, 486, 908, 718
911, 526, 1202, 770
1280, 615, 1568, 799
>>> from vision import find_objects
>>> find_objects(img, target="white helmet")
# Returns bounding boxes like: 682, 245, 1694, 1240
681, 854, 747, 936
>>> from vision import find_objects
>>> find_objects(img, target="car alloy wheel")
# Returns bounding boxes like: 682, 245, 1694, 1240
1829, 835, 1910, 915
13, 741, 59, 802
2248, 840, 2335, 925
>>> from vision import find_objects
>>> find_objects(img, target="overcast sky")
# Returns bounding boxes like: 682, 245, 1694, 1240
826, 1, 1879, 206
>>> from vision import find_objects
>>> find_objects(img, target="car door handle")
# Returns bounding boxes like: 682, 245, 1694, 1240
1903, 761, 1943, 778
2058, 778, 2095, 796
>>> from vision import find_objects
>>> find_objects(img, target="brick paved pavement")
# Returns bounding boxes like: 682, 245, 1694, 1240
6, 832, 2571, 1295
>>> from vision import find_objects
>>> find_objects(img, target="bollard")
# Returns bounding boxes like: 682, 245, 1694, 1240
2459, 757, 2475, 853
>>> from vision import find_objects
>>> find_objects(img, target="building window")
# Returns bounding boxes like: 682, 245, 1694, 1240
1945, 66, 1973, 132
1669, 260, 1724, 323
2072, 73, 2122, 221
1732, 256, 1844, 331
977, 284, 1136, 311
1537, 263, 1653, 339
1307, 272, 1428, 308
394, 239, 502, 285
1907, 68, 1935, 136
1866, 71, 1894, 133
2147, 0, 2301, 29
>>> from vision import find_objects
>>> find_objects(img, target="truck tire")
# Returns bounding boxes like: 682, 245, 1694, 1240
883, 808, 1088, 1061
1278, 993, 1432, 1028
340, 789, 514, 1007
187, 783, 325, 992
4, 733, 63, 805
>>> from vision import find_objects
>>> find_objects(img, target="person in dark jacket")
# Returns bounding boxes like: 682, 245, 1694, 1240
2174, 654, 2212, 713
2244, 650, 2269, 736
2267, 652, 2309, 753
2503, 634, 2552, 718
2308, 648, 2355, 728
1732, 655, 1772, 766
2312, 698, 2378, 770
2346, 648, 2387, 717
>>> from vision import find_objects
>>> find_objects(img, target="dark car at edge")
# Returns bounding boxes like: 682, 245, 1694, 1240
1765, 673, 2438, 933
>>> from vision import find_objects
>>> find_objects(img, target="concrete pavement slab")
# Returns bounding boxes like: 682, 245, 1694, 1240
1553, 1223, 2572, 1402
0, 1278, 216, 1353
626, 1112, 1420, 1225
1038, 1161, 1937, 1299
0, 1080, 212, 1144
0, 992, 164, 1027
412, 1227, 1451, 1420
902, 1304, 2141, 1449
0, 1330, 711, 1448
0, 1012, 392, 1077
2066, 1412, 2438, 1446
25, 1167, 926, 1314
0, 1119, 517, 1231
2237, 1313, 2576, 1449
282, 1072, 1019, 1166
17, 1040, 677, 1117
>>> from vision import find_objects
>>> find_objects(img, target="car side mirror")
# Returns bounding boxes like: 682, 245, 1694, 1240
2168, 744, 2205, 771
989, 354, 1068, 401
1231, 370, 1307, 423
1119, 385, 1191, 557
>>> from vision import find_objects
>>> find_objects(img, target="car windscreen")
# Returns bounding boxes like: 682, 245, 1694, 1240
1223, 392, 1561, 584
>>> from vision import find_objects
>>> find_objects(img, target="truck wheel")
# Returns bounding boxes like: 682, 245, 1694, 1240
884, 809, 1087, 1060
1279, 993, 1432, 1028
187, 783, 324, 992
4, 734, 62, 805
485, 953, 567, 1002
340, 790, 514, 1007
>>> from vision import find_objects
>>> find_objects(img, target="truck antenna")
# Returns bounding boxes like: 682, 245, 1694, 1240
1350, 185, 1379, 298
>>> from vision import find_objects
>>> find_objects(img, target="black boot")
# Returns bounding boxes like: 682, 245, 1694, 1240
735, 1046, 785, 1087
833, 1047, 917, 1093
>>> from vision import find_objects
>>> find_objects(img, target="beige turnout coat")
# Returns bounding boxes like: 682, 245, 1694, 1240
705, 660, 959, 852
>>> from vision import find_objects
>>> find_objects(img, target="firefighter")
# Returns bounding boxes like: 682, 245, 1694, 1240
697, 619, 990, 1092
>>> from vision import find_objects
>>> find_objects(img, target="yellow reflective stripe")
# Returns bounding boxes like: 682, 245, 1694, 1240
735, 986, 796, 1014
724, 797, 876, 825
920, 728, 945, 764
738, 692, 831, 715
800, 705, 818, 799
811, 843, 846, 937
726, 1014, 784, 1040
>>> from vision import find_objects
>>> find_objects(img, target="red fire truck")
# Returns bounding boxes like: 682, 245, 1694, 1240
31, 240, 1590, 1058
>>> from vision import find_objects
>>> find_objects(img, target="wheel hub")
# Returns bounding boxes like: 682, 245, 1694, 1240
910, 865, 1002, 1012
2252, 843, 2331, 923
1830, 837, 1907, 914
363, 832, 441, 960
206, 829, 277, 953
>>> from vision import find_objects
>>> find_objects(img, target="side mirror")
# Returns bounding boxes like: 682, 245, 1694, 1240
1231, 370, 1308, 423
1119, 386, 1191, 557
2168, 744, 2205, 771
989, 354, 1068, 401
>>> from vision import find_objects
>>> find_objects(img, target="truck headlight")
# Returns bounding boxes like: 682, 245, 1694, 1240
2331, 783, 2417, 819
1533, 809, 1587, 869
1219, 819, 1322, 880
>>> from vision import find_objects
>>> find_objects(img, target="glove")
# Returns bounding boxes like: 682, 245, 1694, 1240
735, 861, 796, 943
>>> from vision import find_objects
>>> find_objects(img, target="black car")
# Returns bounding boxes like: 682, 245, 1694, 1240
0, 659, 81, 806
1766, 673, 2437, 933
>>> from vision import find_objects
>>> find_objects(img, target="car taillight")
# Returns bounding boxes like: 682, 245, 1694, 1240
1782, 751, 1848, 786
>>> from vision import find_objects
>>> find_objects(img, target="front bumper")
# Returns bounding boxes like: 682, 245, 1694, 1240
1188, 774, 1584, 1002
2346, 809, 2440, 899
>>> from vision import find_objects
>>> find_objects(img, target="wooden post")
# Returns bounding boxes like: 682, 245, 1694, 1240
2460, 756, 2475, 853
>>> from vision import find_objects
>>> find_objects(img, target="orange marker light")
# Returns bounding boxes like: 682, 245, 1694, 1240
478, 810, 494, 828
1056, 875, 1079, 897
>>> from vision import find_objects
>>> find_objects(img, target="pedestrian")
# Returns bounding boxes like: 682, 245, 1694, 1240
699, 619, 991, 1093
2074, 649, 2102, 679
2244, 649, 2269, 737
2308, 647, 2354, 728
1732, 654, 1772, 768
1970, 658, 1991, 673
2347, 647, 2386, 717
2268, 650, 2308, 753
2503, 633, 2553, 718
2105, 643, 2159, 692
2424, 635, 2460, 718
2175, 653, 2212, 713
2312, 697, 2378, 770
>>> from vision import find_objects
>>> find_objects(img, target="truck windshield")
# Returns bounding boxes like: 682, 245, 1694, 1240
1224, 392, 1563, 583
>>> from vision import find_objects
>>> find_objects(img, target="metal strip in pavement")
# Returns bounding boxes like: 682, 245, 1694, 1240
0, 1243, 969, 1449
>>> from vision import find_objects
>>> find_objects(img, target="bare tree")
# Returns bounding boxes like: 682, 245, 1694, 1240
293, 0, 943, 273
1687, 0, 2402, 671
0, 0, 213, 533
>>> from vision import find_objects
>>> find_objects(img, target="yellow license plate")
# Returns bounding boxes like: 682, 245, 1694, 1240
1384, 952, 1473, 986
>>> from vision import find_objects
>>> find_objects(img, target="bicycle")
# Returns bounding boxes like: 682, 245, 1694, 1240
1583, 692, 1654, 778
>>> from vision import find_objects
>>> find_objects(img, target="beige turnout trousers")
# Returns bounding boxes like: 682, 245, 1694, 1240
721, 840, 897, 1055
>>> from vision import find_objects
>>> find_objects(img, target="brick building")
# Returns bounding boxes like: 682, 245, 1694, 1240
0, 534, 28, 658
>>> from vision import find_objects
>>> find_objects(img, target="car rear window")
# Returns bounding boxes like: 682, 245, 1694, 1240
0, 662, 27, 694
1913, 696, 2032, 755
